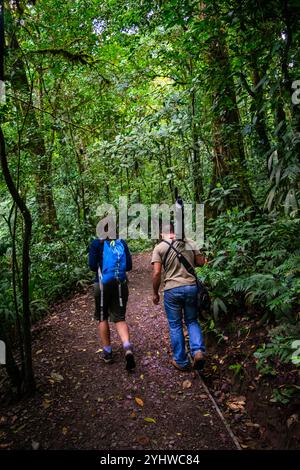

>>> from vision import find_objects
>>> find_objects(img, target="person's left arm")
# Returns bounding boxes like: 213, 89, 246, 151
195, 253, 207, 266
188, 240, 207, 267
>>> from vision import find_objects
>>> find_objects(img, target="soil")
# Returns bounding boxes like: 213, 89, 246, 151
0, 252, 299, 450
204, 316, 300, 450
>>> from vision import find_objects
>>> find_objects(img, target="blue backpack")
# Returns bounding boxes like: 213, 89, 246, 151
100, 240, 127, 285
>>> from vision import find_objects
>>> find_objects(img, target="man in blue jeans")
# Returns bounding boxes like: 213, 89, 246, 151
151, 223, 206, 371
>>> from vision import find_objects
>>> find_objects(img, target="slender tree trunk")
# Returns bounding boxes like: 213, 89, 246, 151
0, 3, 35, 393
191, 88, 203, 203
207, 34, 256, 210
251, 68, 272, 174
7, 14, 58, 235
0, 127, 35, 395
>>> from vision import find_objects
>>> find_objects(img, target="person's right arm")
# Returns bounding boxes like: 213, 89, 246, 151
151, 245, 162, 304
152, 262, 162, 304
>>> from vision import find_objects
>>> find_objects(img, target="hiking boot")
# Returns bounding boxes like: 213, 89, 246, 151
192, 351, 205, 371
125, 350, 136, 371
170, 359, 191, 372
102, 350, 113, 364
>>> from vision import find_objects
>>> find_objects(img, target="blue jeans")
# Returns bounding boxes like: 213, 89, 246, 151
164, 285, 205, 367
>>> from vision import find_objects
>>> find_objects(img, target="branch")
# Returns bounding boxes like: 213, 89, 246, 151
239, 72, 255, 98
27, 48, 93, 64
6, 92, 98, 134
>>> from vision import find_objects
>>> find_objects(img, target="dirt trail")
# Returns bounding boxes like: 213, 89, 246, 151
0, 253, 236, 450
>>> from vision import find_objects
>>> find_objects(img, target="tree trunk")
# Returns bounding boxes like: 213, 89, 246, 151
207, 34, 256, 210
0, 126, 35, 395
191, 87, 203, 203
7, 13, 58, 235
251, 68, 272, 174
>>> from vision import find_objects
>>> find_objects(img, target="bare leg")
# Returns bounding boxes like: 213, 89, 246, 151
115, 321, 130, 344
116, 321, 135, 370
98, 320, 111, 347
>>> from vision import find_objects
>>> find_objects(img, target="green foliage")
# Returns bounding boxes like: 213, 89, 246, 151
29, 234, 91, 320
0, 0, 299, 395
0, 248, 16, 323
251, 323, 300, 405
270, 386, 300, 405
229, 363, 244, 378
203, 318, 227, 344
197, 210, 300, 321
254, 323, 300, 376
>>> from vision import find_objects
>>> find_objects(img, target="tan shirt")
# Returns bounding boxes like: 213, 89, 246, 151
151, 238, 200, 291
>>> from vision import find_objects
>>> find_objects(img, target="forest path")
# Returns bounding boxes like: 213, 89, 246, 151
1, 253, 236, 450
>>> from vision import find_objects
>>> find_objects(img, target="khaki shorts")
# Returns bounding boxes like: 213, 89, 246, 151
94, 281, 129, 322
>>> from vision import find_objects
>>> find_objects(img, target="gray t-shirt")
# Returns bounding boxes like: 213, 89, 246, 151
151, 238, 200, 291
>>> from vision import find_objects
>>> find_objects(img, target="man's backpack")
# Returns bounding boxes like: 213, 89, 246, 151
99, 239, 127, 285
162, 240, 211, 318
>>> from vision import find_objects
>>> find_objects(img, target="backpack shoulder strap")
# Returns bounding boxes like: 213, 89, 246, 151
162, 239, 197, 280
98, 239, 105, 271
162, 239, 175, 270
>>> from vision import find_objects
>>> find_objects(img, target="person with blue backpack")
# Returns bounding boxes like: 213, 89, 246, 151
89, 236, 135, 371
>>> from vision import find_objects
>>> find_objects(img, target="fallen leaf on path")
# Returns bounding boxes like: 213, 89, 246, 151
245, 421, 260, 429
144, 417, 156, 424
13, 424, 26, 434
136, 436, 150, 446
62, 427, 68, 435
32, 441, 40, 450
226, 396, 246, 412
182, 380, 192, 389
135, 397, 144, 407
42, 399, 52, 409
0, 443, 12, 449
287, 414, 298, 429
49, 372, 64, 383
